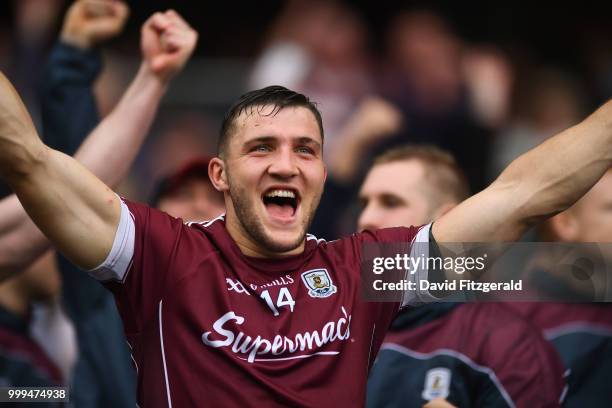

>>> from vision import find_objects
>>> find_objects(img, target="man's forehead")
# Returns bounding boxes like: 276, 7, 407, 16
369, 160, 426, 184
362, 160, 428, 195
233, 105, 320, 137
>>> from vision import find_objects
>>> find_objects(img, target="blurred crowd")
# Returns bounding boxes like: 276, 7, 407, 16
2, 0, 612, 219
1, 0, 612, 407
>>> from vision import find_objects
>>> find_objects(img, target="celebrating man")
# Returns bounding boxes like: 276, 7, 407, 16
0, 72, 611, 406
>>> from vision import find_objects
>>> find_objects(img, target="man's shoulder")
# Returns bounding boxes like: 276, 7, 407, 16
388, 303, 549, 353
121, 198, 224, 254
357, 225, 428, 244
315, 225, 426, 248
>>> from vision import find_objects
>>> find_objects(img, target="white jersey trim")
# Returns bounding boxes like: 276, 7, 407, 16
185, 213, 225, 228
87, 198, 135, 283
401, 223, 436, 307
159, 300, 173, 407
367, 323, 376, 369
306, 233, 326, 244
544, 322, 612, 340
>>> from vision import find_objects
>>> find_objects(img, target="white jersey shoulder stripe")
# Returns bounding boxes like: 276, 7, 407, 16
87, 198, 135, 283
306, 233, 326, 244
402, 223, 435, 307
159, 300, 173, 407
185, 213, 226, 228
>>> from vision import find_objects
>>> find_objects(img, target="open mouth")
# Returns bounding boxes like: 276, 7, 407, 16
262, 188, 300, 220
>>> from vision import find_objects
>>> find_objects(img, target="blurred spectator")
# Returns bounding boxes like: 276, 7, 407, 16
382, 11, 464, 117
311, 96, 403, 238
579, 26, 612, 103
10, 0, 64, 124
377, 10, 502, 192
360, 146, 566, 407
489, 67, 587, 180
150, 156, 225, 222
462, 46, 514, 128
134, 110, 217, 200
508, 170, 612, 407
250, 0, 373, 157
0, 252, 66, 392
0, 0, 65, 201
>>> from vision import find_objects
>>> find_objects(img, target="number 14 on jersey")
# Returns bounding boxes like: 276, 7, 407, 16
260, 287, 295, 316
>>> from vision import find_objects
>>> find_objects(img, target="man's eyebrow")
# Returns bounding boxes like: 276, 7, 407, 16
380, 193, 406, 203
243, 136, 277, 145
296, 137, 322, 148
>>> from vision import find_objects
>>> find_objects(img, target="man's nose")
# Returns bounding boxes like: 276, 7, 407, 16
358, 204, 381, 231
268, 149, 299, 178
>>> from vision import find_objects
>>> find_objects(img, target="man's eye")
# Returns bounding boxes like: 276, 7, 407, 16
381, 197, 402, 208
252, 144, 272, 152
296, 146, 314, 155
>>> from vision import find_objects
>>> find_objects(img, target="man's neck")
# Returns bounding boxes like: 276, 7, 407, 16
224, 214, 305, 259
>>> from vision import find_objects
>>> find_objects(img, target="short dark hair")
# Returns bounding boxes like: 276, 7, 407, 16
374, 144, 470, 205
218, 85, 324, 157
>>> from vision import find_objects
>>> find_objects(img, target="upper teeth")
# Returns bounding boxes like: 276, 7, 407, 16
265, 190, 296, 199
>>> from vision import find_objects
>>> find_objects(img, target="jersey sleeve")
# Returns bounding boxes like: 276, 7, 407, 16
87, 198, 194, 335
358, 224, 437, 308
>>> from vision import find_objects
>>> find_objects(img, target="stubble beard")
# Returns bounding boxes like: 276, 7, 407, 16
228, 178, 318, 254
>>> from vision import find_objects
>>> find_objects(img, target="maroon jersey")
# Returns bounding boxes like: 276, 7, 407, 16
368, 303, 566, 408
90, 199, 429, 407
506, 303, 612, 407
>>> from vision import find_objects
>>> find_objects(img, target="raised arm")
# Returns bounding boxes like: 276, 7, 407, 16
433, 100, 612, 242
0, 10, 197, 274
40, 0, 130, 155
0, 0, 128, 275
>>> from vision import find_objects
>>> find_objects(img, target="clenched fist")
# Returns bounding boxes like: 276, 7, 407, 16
141, 10, 198, 83
61, 0, 129, 49
350, 97, 404, 142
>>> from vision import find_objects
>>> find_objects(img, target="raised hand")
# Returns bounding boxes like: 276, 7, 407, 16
61, 0, 129, 49
327, 96, 403, 182
141, 10, 198, 83
348, 96, 404, 143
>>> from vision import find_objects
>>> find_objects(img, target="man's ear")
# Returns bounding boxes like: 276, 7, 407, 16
209, 157, 229, 192
549, 211, 579, 241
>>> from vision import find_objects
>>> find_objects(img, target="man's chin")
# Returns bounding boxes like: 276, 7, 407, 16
258, 229, 306, 255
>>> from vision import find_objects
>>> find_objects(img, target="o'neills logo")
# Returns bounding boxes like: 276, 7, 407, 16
202, 307, 352, 363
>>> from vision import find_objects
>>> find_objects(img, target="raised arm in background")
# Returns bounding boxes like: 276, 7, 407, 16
0, 8, 198, 276
433, 100, 612, 242
40, 0, 129, 155
311, 96, 403, 239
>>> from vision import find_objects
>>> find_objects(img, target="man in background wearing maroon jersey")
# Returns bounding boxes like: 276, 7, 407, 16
150, 156, 225, 222
359, 145, 565, 407
506, 169, 612, 407
1, 61, 612, 406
